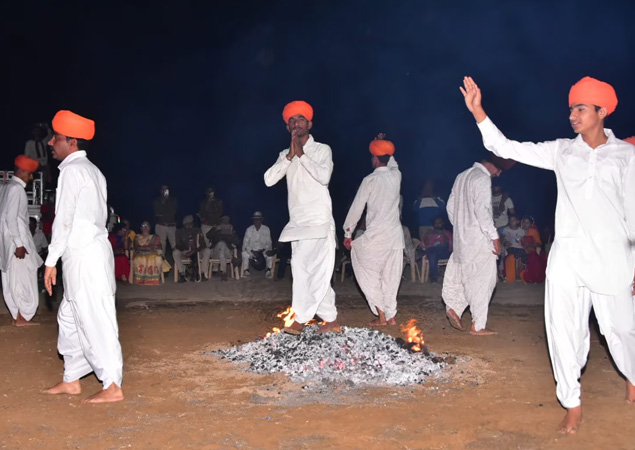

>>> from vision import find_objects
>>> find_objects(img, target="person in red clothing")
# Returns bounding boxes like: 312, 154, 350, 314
108, 223, 130, 283
420, 216, 452, 282
40, 193, 55, 238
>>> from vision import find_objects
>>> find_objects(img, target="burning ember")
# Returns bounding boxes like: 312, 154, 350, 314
400, 319, 424, 353
265, 307, 316, 338
216, 326, 447, 387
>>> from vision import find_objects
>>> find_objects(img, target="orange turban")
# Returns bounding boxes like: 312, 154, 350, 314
624, 136, 635, 146
282, 101, 313, 124
569, 76, 618, 115
14, 155, 39, 172
52, 110, 95, 140
369, 139, 395, 156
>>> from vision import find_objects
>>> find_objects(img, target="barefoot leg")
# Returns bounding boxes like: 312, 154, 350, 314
283, 320, 305, 335
42, 380, 82, 395
14, 312, 39, 327
627, 380, 635, 404
386, 317, 397, 326
557, 406, 583, 435
446, 309, 464, 331
317, 320, 342, 334
369, 309, 388, 326
470, 322, 498, 335
81, 383, 124, 404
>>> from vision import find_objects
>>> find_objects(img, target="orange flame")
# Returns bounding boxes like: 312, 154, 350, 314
400, 319, 424, 352
265, 307, 317, 337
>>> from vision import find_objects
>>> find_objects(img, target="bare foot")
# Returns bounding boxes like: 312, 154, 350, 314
369, 318, 388, 326
470, 323, 498, 336
626, 380, 635, 404
283, 320, 305, 335
386, 317, 397, 326
446, 309, 464, 331
81, 384, 124, 404
557, 406, 582, 434
14, 313, 39, 327
317, 321, 341, 334
42, 380, 81, 395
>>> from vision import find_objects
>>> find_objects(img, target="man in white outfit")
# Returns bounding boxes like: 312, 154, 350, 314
242, 211, 273, 278
343, 135, 404, 326
442, 157, 503, 336
460, 75, 635, 434
42, 110, 124, 404
264, 100, 340, 334
0, 155, 43, 326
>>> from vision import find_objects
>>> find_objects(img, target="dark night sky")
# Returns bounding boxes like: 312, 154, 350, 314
3, 0, 635, 238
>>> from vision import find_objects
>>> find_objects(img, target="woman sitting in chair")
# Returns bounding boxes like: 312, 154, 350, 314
132, 221, 164, 285
108, 223, 131, 283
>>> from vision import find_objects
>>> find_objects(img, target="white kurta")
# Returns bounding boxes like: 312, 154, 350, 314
343, 157, 404, 320
442, 163, 498, 331
45, 151, 122, 389
0, 177, 43, 320
242, 224, 273, 270
477, 116, 635, 407
264, 135, 337, 323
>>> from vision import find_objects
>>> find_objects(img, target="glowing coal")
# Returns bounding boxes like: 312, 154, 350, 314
216, 326, 448, 387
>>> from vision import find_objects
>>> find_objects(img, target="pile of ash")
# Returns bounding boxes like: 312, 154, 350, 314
216, 325, 448, 387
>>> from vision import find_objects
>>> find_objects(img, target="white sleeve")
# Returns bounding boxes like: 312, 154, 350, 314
4, 187, 24, 248
343, 178, 370, 238
45, 169, 80, 266
623, 154, 635, 261
298, 145, 333, 185
264, 151, 292, 187
505, 198, 515, 210
473, 177, 499, 241
477, 117, 558, 171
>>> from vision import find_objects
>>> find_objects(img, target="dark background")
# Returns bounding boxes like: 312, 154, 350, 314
3, 0, 634, 239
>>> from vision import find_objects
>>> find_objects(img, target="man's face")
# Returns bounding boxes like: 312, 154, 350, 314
286, 115, 312, 138
206, 189, 215, 200
161, 186, 169, 197
253, 218, 263, 228
509, 216, 519, 228
569, 103, 605, 135
48, 133, 73, 161
29, 220, 37, 234
492, 185, 502, 195
184, 222, 193, 229
433, 218, 444, 230
15, 168, 34, 184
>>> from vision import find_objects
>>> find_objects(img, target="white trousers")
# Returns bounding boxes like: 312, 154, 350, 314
155, 224, 176, 256
442, 253, 497, 331
212, 242, 233, 273
351, 245, 403, 320
241, 250, 273, 271
545, 281, 635, 408
1, 258, 39, 320
57, 294, 123, 389
290, 230, 337, 323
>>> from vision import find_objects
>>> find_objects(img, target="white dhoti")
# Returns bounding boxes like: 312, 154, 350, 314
351, 245, 403, 320
212, 242, 233, 273
58, 244, 123, 389
442, 253, 497, 331
545, 280, 635, 408
290, 230, 337, 323
1, 257, 39, 321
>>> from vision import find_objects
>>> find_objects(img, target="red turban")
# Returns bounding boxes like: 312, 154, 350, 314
369, 139, 395, 156
14, 155, 39, 172
52, 110, 95, 140
569, 76, 618, 115
624, 136, 635, 146
282, 101, 313, 124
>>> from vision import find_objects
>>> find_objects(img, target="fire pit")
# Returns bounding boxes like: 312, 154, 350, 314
216, 325, 449, 387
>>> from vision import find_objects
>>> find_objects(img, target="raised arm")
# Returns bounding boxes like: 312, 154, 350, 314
298, 145, 333, 185
461, 76, 558, 170
264, 150, 291, 187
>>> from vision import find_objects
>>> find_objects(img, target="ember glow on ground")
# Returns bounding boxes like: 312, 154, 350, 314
216, 326, 446, 387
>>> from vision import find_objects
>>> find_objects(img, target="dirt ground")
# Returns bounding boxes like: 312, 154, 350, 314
1, 275, 634, 450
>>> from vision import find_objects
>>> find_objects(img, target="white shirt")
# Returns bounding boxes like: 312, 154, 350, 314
33, 229, 49, 254
478, 116, 635, 294
243, 224, 273, 252
446, 163, 498, 264
491, 194, 515, 228
0, 177, 43, 271
264, 135, 335, 241
501, 226, 525, 249
46, 151, 110, 266
343, 157, 404, 250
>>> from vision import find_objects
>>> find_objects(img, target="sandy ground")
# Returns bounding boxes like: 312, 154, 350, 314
1, 273, 634, 450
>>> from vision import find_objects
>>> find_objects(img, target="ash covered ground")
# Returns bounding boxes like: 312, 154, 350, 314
216, 326, 450, 387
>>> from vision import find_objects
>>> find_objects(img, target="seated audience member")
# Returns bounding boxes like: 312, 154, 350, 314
501, 215, 526, 282
122, 218, 136, 248
271, 241, 291, 281
402, 224, 416, 273
132, 221, 164, 285
173, 215, 209, 283
421, 216, 452, 283
208, 215, 239, 281
40, 194, 55, 239
242, 211, 274, 278
412, 180, 446, 240
30, 217, 48, 258
109, 223, 131, 283
519, 216, 547, 283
